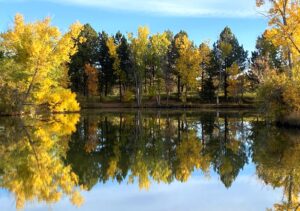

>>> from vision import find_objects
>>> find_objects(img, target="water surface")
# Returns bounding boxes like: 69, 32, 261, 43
0, 109, 299, 211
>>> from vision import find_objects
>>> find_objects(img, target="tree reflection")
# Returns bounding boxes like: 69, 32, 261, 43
252, 123, 300, 211
0, 114, 83, 209
203, 115, 248, 188
0, 111, 255, 209
66, 111, 249, 190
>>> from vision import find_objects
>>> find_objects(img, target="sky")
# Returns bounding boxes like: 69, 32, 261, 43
0, 0, 269, 52
0, 164, 282, 211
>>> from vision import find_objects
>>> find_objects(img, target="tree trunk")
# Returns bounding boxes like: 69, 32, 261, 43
19, 67, 39, 112
166, 91, 170, 107
177, 76, 181, 100
224, 72, 228, 102
105, 81, 108, 97
119, 80, 122, 102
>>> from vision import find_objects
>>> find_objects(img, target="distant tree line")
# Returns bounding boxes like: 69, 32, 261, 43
68, 25, 251, 105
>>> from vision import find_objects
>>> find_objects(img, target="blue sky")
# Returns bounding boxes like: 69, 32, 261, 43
0, 0, 269, 52
0, 164, 282, 211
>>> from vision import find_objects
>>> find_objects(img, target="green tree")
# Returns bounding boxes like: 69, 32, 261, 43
199, 42, 216, 102
212, 27, 248, 102
107, 32, 133, 102
68, 24, 99, 96
99, 31, 116, 98
164, 30, 175, 104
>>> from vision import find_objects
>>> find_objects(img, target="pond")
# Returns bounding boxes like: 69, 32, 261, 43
0, 109, 299, 211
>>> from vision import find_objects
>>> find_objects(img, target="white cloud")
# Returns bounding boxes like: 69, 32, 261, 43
43, 0, 263, 18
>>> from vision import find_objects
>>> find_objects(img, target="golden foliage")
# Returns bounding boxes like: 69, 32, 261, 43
0, 114, 83, 209
175, 131, 204, 182
175, 35, 201, 102
0, 13, 83, 113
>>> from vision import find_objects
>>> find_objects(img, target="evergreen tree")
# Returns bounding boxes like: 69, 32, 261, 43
69, 24, 99, 95
99, 31, 116, 97
116, 32, 134, 99
212, 27, 248, 102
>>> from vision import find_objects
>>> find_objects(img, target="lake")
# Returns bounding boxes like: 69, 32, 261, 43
0, 109, 299, 211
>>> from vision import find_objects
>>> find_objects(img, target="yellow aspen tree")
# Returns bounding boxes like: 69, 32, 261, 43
106, 36, 124, 101
199, 42, 212, 92
149, 32, 171, 105
257, 0, 300, 76
175, 35, 201, 103
128, 26, 150, 107
0, 14, 83, 113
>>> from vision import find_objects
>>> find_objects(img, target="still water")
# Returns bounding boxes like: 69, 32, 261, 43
0, 109, 299, 211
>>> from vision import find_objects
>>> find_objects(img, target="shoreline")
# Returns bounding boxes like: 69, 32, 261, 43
81, 102, 256, 110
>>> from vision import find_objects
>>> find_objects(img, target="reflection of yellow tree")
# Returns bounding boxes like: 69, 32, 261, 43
253, 127, 300, 211
0, 114, 83, 209
176, 130, 209, 182
129, 150, 172, 190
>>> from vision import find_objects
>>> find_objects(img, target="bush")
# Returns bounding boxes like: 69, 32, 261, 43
257, 70, 300, 118
122, 90, 135, 102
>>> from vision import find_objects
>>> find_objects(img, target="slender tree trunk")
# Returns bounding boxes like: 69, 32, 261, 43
119, 80, 122, 102
157, 89, 161, 106
201, 70, 204, 93
166, 91, 170, 107
177, 76, 181, 100
105, 80, 108, 97
224, 72, 228, 102
19, 67, 39, 112
136, 81, 142, 107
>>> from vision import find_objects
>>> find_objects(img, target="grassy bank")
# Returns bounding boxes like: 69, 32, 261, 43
79, 94, 257, 109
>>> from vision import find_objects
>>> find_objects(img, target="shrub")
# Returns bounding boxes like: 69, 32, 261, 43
122, 90, 135, 102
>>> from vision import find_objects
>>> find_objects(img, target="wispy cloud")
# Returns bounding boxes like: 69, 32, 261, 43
42, 0, 263, 18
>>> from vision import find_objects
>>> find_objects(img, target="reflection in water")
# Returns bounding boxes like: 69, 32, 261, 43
67, 112, 251, 190
0, 110, 300, 210
0, 114, 84, 209
251, 124, 300, 211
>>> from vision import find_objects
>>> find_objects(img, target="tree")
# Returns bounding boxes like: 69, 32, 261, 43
199, 42, 212, 92
164, 30, 175, 105
212, 27, 248, 102
255, 1, 300, 119
175, 34, 201, 103
99, 31, 115, 97
148, 32, 171, 105
199, 42, 215, 102
169, 31, 188, 100
128, 26, 150, 107
250, 35, 285, 88
84, 64, 99, 97
117, 33, 133, 98
107, 35, 122, 100
68, 24, 99, 96
106, 32, 132, 102
256, 0, 300, 77
0, 14, 83, 114
227, 63, 245, 103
